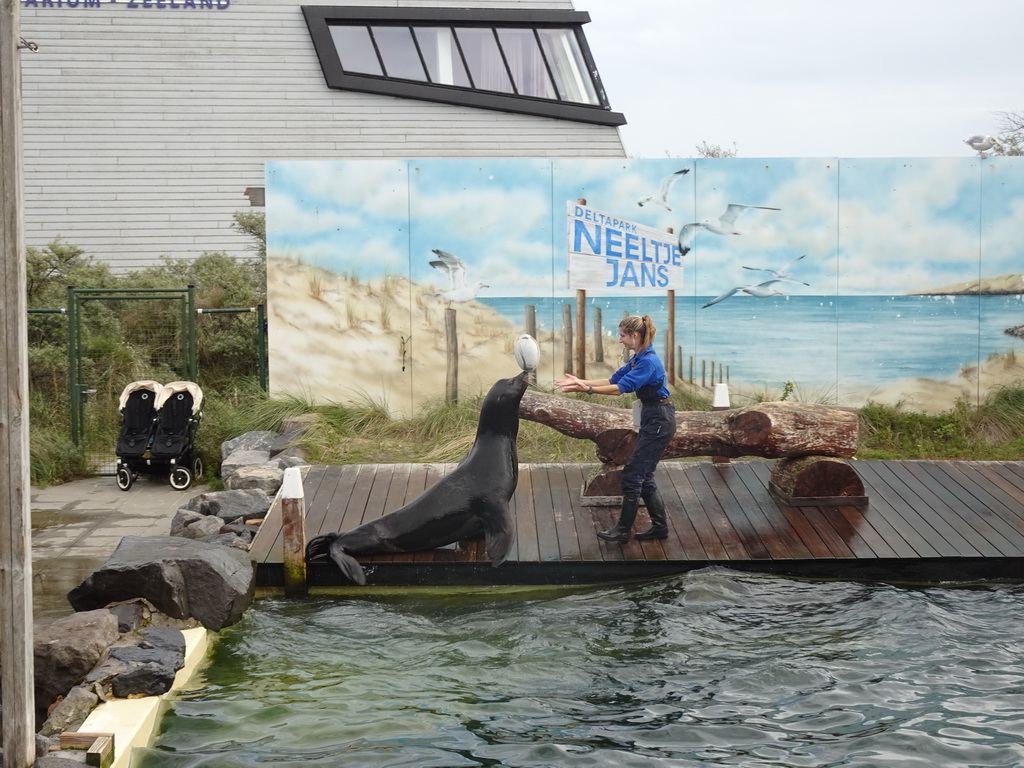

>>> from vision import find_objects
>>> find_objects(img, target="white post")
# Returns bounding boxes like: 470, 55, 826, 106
712, 383, 731, 465
280, 467, 307, 597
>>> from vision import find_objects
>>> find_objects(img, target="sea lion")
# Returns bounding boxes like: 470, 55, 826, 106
306, 370, 530, 584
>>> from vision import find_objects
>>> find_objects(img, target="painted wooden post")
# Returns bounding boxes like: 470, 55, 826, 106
1, 0, 38, 762
561, 303, 573, 377
593, 308, 603, 363
280, 466, 307, 597
666, 289, 675, 384
445, 307, 458, 404
524, 304, 537, 385
575, 289, 586, 378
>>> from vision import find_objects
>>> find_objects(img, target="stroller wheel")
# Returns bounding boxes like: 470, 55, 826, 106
192, 456, 204, 481
170, 467, 193, 491
116, 466, 134, 491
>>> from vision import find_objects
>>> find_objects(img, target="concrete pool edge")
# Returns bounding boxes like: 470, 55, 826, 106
75, 626, 211, 768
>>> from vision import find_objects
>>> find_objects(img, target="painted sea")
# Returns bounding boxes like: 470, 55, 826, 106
478, 294, 1024, 397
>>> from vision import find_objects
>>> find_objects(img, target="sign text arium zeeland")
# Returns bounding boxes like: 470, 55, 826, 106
567, 203, 683, 292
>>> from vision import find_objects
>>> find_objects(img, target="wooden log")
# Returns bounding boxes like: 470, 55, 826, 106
519, 392, 859, 463
769, 456, 865, 505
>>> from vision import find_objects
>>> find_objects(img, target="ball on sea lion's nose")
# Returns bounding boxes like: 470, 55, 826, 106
514, 334, 539, 372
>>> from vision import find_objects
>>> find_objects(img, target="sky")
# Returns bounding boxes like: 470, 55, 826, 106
576, 0, 1024, 159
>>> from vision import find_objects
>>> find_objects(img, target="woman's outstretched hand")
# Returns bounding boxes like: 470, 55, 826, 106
555, 374, 586, 393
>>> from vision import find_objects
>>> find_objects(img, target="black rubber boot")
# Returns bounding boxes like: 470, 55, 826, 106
635, 489, 669, 540
597, 494, 639, 542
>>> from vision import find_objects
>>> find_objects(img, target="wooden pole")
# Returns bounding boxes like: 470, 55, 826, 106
561, 303, 573, 377
445, 307, 457, 404
593, 308, 603, 363
575, 289, 586, 378
524, 304, 537, 386
665, 289, 675, 385
280, 467, 307, 597
1, 0, 37, 762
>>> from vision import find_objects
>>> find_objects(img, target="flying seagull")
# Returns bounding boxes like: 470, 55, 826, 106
429, 249, 488, 303
701, 279, 785, 309
677, 203, 780, 256
964, 134, 1002, 158
741, 254, 809, 286
637, 168, 690, 211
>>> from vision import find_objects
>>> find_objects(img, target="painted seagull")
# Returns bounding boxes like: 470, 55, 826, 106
677, 203, 781, 256
429, 249, 488, 303
741, 254, 809, 286
701, 279, 785, 309
637, 168, 690, 211
964, 134, 1003, 158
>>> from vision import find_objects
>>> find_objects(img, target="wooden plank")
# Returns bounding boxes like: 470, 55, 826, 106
871, 461, 982, 557
549, 465, 583, 562
531, 465, 562, 562
561, 464, 607, 563
900, 462, 1020, 556
682, 464, 753, 560
412, 464, 445, 563
707, 463, 792, 559
831, 504, 900, 558
648, 465, 703, 561
732, 462, 815, 559
304, 464, 353, 540
957, 462, 1024, 531
513, 465, 540, 563
851, 462, 946, 558
816, 505, 878, 558
663, 464, 729, 560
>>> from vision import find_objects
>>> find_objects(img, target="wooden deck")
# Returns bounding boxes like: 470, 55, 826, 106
250, 460, 1024, 587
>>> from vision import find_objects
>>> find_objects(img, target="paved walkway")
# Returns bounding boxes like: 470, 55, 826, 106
31, 475, 207, 620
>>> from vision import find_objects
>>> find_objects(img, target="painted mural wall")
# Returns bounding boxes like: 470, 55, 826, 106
266, 158, 1024, 416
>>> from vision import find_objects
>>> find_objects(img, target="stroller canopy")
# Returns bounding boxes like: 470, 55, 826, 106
118, 380, 163, 412
155, 381, 204, 415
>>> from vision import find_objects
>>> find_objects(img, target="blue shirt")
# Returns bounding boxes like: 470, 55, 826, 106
609, 347, 670, 400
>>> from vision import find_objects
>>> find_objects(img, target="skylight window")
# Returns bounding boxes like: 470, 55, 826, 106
303, 6, 625, 126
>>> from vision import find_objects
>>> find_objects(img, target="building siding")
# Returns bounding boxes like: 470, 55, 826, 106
20, 0, 626, 269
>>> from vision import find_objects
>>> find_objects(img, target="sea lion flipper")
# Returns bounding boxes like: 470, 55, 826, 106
306, 533, 339, 562
484, 514, 515, 568
329, 541, 367, 585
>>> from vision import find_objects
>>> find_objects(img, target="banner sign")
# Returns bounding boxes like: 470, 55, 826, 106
566, 202, 683, 292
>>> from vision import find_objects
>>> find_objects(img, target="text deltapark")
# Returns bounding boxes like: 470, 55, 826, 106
23, 0, 230, 9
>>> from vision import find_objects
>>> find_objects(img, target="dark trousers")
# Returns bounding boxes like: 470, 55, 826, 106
620, 402, 677, 498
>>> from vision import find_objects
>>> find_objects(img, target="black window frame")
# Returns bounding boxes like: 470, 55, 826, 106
302, 6, 626, 127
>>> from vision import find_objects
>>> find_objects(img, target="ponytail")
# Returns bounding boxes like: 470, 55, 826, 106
619, 314, 657, 353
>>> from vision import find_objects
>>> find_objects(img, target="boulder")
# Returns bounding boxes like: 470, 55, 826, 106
178, 514, 226, 540
170, 507, 206, 537
39, 685, 100, 737
34, 609, 120, 723
220, 430, 279, 461
184, 488, 272, 521
67, 536, 256, 632
221, 449, 272, 477
224, 465, 284, 493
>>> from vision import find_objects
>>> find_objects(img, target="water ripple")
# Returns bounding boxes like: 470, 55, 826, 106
139, 571, 1024, 767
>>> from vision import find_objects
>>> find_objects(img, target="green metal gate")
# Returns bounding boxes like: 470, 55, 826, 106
67, 286, 197, 474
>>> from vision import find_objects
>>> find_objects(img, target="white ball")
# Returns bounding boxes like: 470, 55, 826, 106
514, 334, 539, 372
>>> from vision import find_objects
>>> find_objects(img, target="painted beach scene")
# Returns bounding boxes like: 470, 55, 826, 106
265, 157, 1024, 415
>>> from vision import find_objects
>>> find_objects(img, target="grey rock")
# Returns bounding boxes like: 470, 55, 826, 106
274, 454, 308, 470
224, 465, 284, 493
111, 662, 177, 698
179, 514, 226, 539
220, 430, 280, 461
141, 626, 186, 655
268, 428, 304, 457
220, 449, 272, 477
198, 533, 251, 550
187, 488, 271, 520
170, 507, 205, 537
107, 600, 146, 633
33, 609, 120, 723
39, 685, 100, 737
67, 536, 256, 632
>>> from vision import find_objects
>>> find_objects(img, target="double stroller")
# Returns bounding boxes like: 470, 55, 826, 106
115, 380, 204, 491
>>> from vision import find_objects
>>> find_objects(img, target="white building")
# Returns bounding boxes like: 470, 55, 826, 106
19, 0, 627, 269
